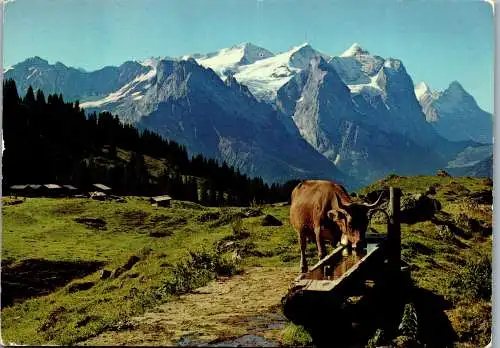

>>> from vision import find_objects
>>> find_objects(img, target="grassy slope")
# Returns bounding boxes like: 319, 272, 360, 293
2, 198, 225, 344
1, 197, 300, 345
359, 175, 492, 347
1, 175, 492, 346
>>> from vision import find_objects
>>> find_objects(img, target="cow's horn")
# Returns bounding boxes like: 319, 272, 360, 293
360, 192, 384, 208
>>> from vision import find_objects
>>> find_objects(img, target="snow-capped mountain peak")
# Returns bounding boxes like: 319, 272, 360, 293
383, 57, 404, 70
232, 43, 329, 102
195, 42, 273, 76
287, 42, 330, 69
81, 58, 159, 110
414, 82, 431, 100
139, 57, 165, 68
340, 43, 370, 57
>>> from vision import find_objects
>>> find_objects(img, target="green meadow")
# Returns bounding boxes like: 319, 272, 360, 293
1, 175, 492, 347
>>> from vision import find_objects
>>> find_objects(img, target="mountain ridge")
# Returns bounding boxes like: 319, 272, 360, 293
415, 80, 492, 144
5, 42, 492, 187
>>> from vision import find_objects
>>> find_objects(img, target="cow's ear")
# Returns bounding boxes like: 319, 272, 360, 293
327, 210, 343, 221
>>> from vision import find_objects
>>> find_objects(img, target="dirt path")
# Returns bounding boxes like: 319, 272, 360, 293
81, 267, 297, 346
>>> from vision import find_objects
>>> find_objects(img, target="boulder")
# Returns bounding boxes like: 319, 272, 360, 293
436, 169, 451, 177
468, 190, 492, 205
400, 194, 441, 224
425, 183, 440, 196
123, 255, 140, 271
241, 207, 263, 218
261, 214, 283, 226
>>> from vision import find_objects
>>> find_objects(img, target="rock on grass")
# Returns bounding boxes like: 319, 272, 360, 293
261, 215, 282, 226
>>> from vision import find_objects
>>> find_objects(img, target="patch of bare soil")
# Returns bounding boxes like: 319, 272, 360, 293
80, 267, 297, 346
1, 259, 105, 307
74, 217, 107, 230
2, 197, 25, 206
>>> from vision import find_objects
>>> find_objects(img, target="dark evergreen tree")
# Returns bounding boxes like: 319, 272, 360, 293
23, 86, 36, 105
2, 80, 293, 205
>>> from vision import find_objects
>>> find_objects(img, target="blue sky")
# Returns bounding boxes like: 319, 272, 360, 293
3, 0, 494, 112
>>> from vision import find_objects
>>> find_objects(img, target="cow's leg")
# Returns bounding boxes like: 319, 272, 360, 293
315, 226, 327, 260
299, 230, 308, 273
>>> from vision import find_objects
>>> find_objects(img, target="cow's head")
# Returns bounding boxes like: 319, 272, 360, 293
327, 193, 384, 249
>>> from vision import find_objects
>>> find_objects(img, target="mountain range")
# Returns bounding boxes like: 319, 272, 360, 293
4, 42, 493, 188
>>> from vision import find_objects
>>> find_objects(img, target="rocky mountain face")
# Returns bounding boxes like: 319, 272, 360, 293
415, 81, 493, 144
4, 57, 150, 102
5, 42, 492, 187
110, 58, 348, 185
275, 56, 446, 183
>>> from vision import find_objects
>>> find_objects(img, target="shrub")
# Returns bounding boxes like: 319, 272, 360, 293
209, 207, 244, 227
436, 225, 454, 242
393, 335, 420, 348
280, 323, 313, 347
449, 302, 491, 346
231, 217, 250, 239
196, 211, 220, 223
367, 328, 386, 348
159, 250, 238, 296
450, 254, 491, 301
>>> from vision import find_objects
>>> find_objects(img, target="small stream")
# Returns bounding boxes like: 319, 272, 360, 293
177, 334, 279, 347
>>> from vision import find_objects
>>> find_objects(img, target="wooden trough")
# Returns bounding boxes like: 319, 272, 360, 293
292, 234, 388, 292
281, 187, 407, 345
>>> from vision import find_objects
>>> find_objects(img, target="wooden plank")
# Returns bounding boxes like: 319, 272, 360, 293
303, 243, 383, 292
294, 244, 347, 282
309, 244, 347, 272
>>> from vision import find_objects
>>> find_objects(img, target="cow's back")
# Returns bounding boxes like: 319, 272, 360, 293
290, 180, 339, 231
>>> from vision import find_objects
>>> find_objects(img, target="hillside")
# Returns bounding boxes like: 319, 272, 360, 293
1, 174, 492, 347
2, 79, 298, 206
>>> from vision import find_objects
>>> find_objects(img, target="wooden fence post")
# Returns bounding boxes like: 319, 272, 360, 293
388, 187, 401, 274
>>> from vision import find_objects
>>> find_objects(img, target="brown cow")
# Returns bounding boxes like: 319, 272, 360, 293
290, 180, 383, 273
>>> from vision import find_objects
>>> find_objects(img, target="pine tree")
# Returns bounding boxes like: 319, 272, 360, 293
23, 86, 36, 105
36, 89, 46, 106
